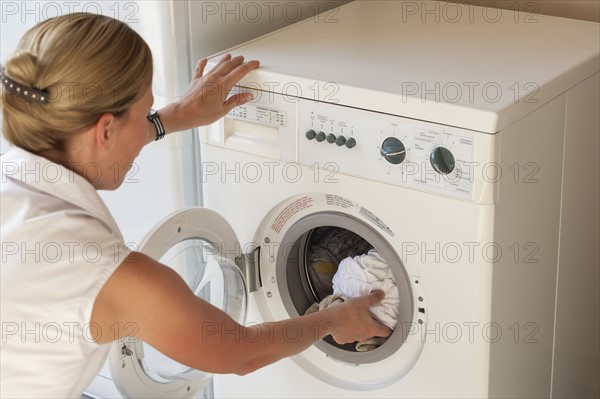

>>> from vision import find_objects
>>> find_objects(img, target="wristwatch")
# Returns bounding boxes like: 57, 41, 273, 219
147, 109, 166, 141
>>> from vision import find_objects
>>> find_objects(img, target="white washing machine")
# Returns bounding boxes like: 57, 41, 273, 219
90, 1, 599, 398
195, 1, 598, 398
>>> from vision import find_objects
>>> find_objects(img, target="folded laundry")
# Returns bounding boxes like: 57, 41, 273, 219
332, 249, 399, 330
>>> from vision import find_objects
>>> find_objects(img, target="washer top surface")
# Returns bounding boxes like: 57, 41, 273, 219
213, 0, 599, 133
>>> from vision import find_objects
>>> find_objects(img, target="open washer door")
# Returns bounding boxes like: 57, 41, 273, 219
108, 208, 247, 398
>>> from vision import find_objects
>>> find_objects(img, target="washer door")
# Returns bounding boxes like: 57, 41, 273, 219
109, 208, 247, 398
253, 193, 427, 390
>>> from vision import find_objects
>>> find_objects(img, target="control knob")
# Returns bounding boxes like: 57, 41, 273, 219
326, 133, 336, 144
305, 129, 317, 140
380, 137, 406, 164
316, 131, 326, 142
430, 146, 455, 174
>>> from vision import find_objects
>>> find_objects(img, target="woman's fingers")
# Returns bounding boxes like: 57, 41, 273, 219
224, 92, 255, 111
206, 53, 233, 75
193, 58, 208, 80
208, 55, 260, 92
329, 290, 393, 344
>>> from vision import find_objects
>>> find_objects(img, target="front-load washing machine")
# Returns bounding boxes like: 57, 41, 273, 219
195, 1, 597, 398
93, 1, 598, 398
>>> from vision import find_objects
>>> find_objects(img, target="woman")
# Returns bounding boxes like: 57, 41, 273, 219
0, 13, 390, 398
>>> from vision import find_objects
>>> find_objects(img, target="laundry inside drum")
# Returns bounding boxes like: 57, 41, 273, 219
288, 226, 396, 353
303, 226, 375, 303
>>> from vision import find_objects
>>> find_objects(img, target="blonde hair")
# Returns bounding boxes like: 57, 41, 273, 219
1, 13, 153, 154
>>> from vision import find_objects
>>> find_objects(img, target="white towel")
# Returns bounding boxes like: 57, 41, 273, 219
332, 249, 399, 329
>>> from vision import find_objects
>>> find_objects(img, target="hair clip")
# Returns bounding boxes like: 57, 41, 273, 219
0, 68, 49, 104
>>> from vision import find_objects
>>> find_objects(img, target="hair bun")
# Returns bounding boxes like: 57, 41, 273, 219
2, 13, 152, 155
5, 50, 40, 88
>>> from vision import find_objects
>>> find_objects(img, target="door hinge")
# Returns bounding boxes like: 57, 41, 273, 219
237, 246, 261, 293
121, 344, 133, 357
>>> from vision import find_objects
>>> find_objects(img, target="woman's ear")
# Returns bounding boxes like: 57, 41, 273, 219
93, 113, 116, 150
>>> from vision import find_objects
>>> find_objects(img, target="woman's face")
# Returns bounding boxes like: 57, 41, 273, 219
107, 87, 154, 190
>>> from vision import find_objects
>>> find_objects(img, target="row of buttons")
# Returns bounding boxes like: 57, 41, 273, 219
305, 130, 357, 148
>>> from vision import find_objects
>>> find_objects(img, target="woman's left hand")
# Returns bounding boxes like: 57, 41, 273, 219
159, 54, 260, 133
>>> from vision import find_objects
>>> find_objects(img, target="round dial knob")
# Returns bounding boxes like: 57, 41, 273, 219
335, 135, 346, 146
380, 137, 406, 164
326, 133, 336, 144
430, 146, 455, 174
346, 137, 357, 149
305, 129, 316, 140
316, 131, 326, 142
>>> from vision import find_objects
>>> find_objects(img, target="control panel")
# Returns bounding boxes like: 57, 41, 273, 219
299, 100, 477, 200
208, 89, 490, 201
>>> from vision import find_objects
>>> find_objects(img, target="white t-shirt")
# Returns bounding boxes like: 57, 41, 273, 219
1, 148, 131, 398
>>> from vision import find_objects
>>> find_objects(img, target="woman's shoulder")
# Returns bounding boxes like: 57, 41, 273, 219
2, 149, 130, 272
1, 147, 124, 241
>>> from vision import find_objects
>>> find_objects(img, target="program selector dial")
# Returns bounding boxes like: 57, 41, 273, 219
430, 146, 455, 174
380, 137, 406, 164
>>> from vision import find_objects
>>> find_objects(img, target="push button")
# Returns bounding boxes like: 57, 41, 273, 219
335, 135, 346, 146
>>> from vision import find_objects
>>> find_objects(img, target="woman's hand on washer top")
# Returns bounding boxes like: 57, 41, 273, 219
154, 54, 260, 139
